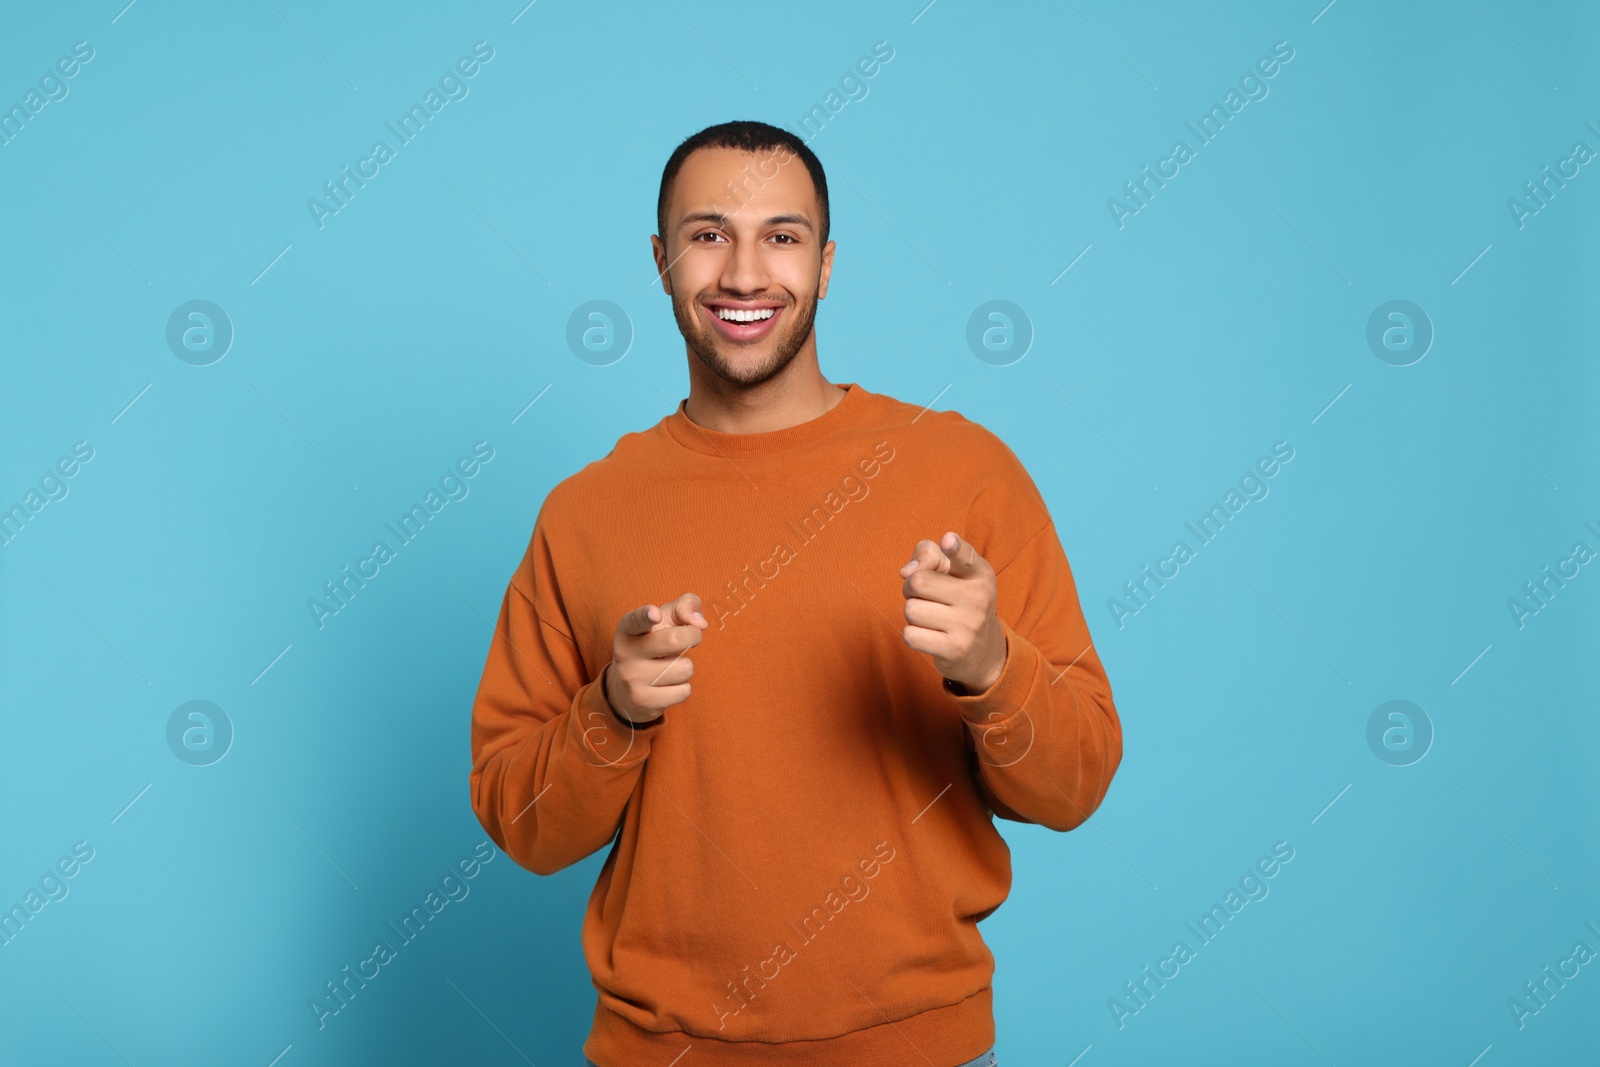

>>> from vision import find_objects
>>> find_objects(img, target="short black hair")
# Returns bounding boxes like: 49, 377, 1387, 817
656, 120, 830, 247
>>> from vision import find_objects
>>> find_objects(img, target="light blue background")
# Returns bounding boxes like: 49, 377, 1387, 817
2, 1, 1596, 1064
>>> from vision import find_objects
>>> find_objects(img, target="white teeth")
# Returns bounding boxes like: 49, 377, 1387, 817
715, 307, 776, 323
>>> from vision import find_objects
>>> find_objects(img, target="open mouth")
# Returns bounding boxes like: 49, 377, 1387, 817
704, 302, 783, 342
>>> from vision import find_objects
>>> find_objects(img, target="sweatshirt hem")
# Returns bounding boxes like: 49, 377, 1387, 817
566, 676, 657, 770
582, 985, 994, 1067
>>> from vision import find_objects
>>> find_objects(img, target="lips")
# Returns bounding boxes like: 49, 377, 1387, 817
703, 302, 784, 342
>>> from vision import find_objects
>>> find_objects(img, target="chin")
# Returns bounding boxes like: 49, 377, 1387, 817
697, 340, 792, 387
712, 355, 786, 386
675, 296, 815, 387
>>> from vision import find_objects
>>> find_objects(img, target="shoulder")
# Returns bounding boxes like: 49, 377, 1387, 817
511, 422, 663, 595
935, 407, 1031, 474
537, 421, 663, 520
866, 387, 1021, 452
871, 388, 1043, 495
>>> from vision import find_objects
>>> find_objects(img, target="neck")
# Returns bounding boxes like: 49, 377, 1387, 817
682, 348, 846, 433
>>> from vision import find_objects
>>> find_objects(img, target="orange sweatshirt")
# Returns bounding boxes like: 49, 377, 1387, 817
469, 381, 1122, 1066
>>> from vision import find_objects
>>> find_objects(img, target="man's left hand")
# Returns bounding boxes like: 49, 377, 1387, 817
899, 531, 1007, 695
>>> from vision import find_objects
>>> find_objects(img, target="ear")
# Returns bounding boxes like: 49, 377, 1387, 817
817, 239, 836, 300
650, 234, 674, 296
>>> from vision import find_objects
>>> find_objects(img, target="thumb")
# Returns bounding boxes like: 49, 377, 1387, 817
618, 603, 663, 637
899, 538, 946, 578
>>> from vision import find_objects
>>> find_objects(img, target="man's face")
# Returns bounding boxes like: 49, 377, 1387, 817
652, 147, 834, 388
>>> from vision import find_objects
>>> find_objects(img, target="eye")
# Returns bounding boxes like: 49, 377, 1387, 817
770, 233, 798, 244
693, 231, 727, 243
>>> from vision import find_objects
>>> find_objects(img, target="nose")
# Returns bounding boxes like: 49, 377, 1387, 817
718, 231, 770, 296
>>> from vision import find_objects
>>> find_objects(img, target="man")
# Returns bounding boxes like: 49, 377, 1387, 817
469, 120, 1122, 1067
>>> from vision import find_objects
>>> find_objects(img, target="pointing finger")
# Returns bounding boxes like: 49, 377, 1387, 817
939, 532, 986, 579
663, 592, 708, 629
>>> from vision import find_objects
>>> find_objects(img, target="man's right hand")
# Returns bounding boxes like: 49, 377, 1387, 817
602, 593, 707, 726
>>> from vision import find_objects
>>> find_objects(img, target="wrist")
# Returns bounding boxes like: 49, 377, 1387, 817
946, 633, 1008, 696
602, 663, 662, 728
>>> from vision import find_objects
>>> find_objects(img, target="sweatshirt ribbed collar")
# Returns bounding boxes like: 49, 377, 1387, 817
662, 381, 871, 458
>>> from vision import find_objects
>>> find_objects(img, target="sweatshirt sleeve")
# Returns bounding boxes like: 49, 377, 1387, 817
948, 439, 1123, 832
469, 516, 660, 876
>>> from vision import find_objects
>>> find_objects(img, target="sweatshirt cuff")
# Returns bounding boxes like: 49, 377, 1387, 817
948, 617, 1039, 726
565, 674, 658, 770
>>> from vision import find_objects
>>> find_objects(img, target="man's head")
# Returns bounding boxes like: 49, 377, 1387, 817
652, 121, 834, 389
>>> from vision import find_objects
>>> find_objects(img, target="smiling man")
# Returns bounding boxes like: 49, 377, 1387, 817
469, 120, 1122, 1067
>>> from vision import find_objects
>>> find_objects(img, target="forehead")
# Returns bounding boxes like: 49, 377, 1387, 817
669, 146, 819, 226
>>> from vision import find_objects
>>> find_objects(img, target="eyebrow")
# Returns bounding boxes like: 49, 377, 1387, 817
678, 210, 814, 234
